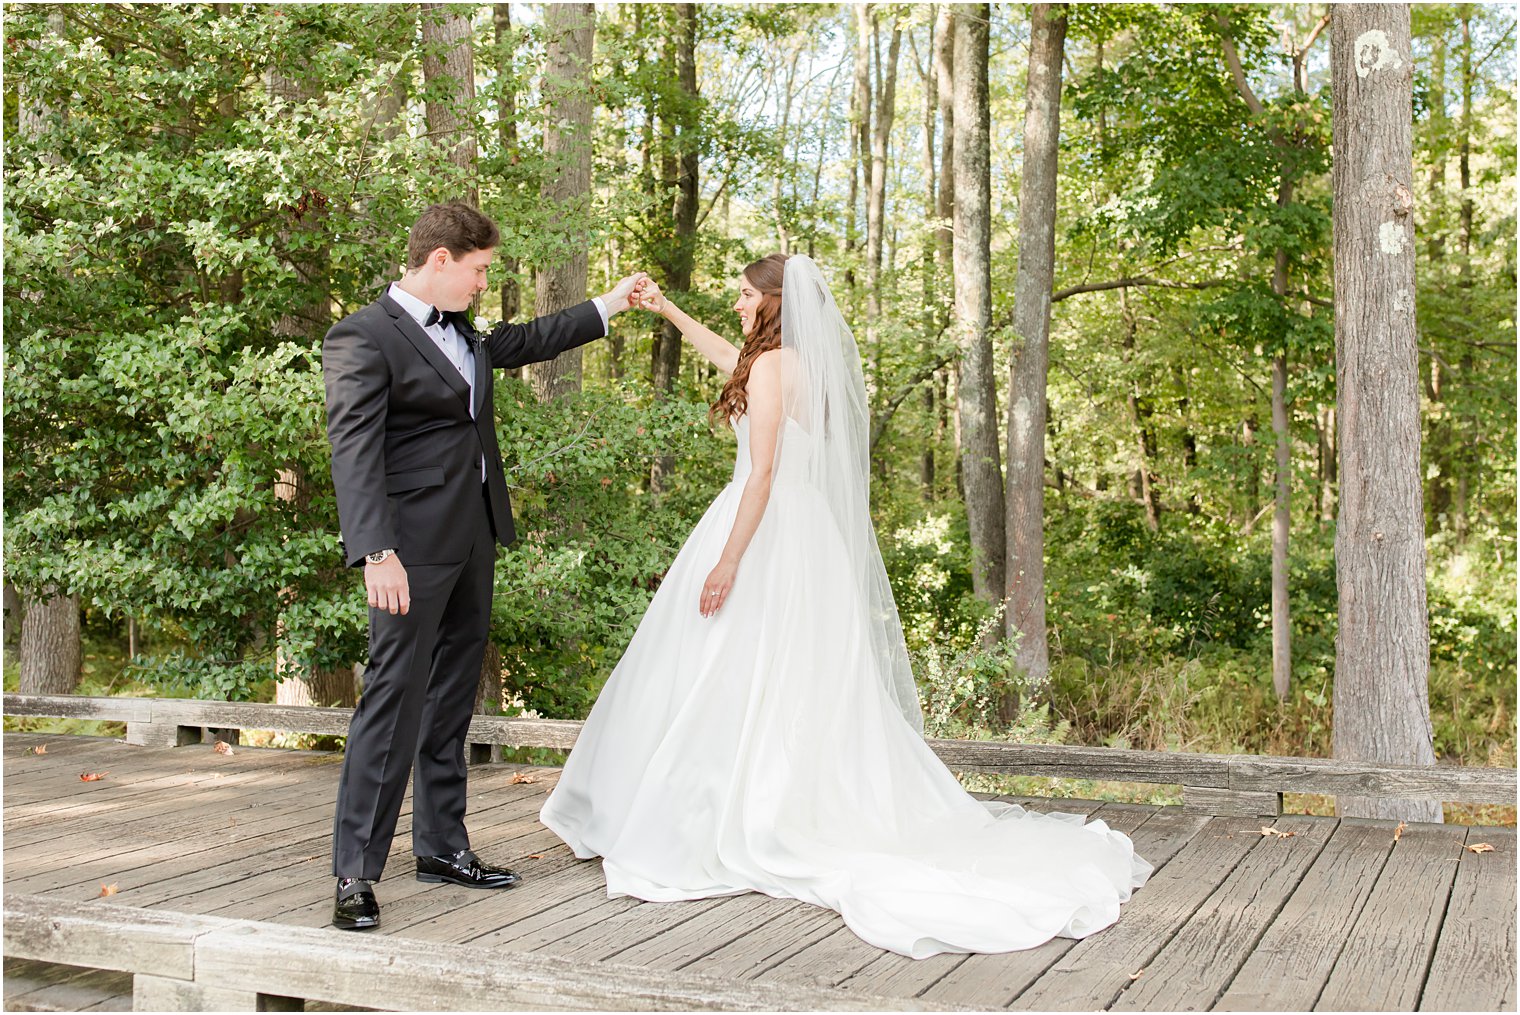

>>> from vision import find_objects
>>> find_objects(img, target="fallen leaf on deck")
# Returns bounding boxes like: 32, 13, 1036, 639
99, 883, 118, 897
214, 741, 234, 755
1259, 827, 1296, 838
30, 744, 47, 755
1129, 969, 1145, 980
526, 853, 545, 860
510, 773, 538, 784
1394, 821, 1407, 842
1466, 842, 1495, 853
79, 772, 109, 782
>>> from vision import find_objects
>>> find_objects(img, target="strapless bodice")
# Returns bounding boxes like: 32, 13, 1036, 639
731, 415, 813, 486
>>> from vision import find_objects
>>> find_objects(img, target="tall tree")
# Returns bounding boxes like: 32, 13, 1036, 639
865, 8, 902, 331
951, 4, 1006, 619
495, 3, 521, 324
845, 3, 873, 298
529, 2, 595, 402
421, 3, 479, 207
1331, 2, 1441, 823
650, 3, 700, 492
1003, 2, 1067, 705
16, 9, 81, 698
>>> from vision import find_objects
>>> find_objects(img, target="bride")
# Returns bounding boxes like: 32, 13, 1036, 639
539, 253, 1152, 959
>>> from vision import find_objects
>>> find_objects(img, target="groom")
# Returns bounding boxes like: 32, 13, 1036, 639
322, 201, 645, 930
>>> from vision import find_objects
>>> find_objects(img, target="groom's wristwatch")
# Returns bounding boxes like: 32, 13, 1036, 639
366, 548, 397, 565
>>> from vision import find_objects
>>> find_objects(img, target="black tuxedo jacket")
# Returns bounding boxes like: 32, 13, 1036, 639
323, 292, 604, 568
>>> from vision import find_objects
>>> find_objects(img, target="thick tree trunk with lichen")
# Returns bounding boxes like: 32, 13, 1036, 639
951, 4, 1005, 622
1331, 2, 1441, 823
421, 3, 479, 206
1003, 3, 1066, 715
529, 2, 595, 403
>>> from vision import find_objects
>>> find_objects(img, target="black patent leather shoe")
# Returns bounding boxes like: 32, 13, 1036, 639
415, 848, 521, 889
332, 877, 380, 930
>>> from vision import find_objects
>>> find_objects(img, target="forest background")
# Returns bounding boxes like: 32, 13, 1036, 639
3, 3, 1515, 818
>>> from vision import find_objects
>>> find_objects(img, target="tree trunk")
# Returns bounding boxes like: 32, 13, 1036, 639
1271, 347, 1292, 700
952, 3, 1005, 620
1331, 2, 1440, 823
651, 2, 699, 492
934, 4, 955, 274
917, 20, 939, 501
529, 2, 595, 402
1003, 2, 1065, 708
495, 3, 521, 324
866, 10, 902, 329
421, 3, 479, 207
845, 4, 873, 299
20, 591, 81, 696
273, 467, 356, 708
16, 12, 80, 698
1120, 289, 1161, 531
1242, 415, 1260, 523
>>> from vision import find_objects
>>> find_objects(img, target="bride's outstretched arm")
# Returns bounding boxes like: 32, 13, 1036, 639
699, 352, 784, 618
635, 279, 740, 376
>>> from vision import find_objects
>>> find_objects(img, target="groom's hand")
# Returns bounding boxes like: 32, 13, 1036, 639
366, 556, 410, 616
599, 272, 650, 316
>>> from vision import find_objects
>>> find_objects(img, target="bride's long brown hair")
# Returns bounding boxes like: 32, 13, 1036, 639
711, 253, 789, 426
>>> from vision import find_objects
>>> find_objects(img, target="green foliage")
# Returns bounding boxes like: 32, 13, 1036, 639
3, 3, 1512, 785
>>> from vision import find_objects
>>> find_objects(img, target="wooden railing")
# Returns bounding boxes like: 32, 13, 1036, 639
3, 894, 941, 1012
6, 692, 1514, 817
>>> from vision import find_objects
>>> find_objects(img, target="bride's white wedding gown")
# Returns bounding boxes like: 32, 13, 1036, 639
540, 415, 1152, 959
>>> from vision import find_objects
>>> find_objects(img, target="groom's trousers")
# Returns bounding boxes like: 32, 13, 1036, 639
331, 483, 496, 881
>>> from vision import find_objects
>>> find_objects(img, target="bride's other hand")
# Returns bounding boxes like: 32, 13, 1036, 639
700, 559, 737, 618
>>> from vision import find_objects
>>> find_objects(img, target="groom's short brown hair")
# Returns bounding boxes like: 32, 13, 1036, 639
406, 202, 501, 269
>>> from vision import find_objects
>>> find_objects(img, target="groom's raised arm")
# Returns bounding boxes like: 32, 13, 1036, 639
484, 272, 647, 370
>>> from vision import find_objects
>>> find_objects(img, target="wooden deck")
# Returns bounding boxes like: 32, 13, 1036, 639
3, 732, 1514, 1012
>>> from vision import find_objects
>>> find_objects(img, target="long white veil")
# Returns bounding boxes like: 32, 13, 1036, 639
776, 255, 923, 733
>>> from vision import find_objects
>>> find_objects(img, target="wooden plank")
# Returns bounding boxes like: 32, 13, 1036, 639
1418, 825, 1517, 1013
1009, 814, 1263, 1011
1109, 815, 1336, 1011
607, 892, 817, 971
128, 775, 555, 917
191, 918, 946, 1012
1, 958, 134, 1012
681, 900, 843, 980
535, 896, 734, 963
207, 789, 563, 928
1315, 822, 1467, 1011
131, 972, 300, 1012
4, 760, 332, 858
1213, 818, 1398, 1011
2, 894, 218, 980
5, 791, 343, 900
1230, 756, 1516, 806
4, 696, 154, 723
3, 741, 324, 831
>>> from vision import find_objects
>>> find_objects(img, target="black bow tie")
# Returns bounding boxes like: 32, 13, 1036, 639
424, 306, 473, 333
